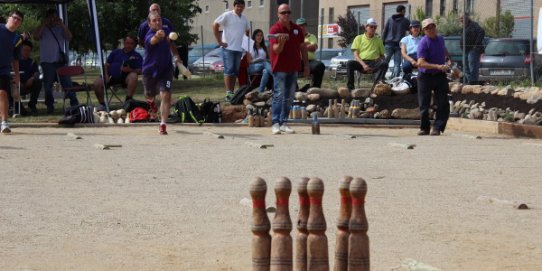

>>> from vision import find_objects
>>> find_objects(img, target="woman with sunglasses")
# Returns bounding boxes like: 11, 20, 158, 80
246, 29, 273, 93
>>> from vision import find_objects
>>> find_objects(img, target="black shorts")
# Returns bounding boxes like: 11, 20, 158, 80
0, 75, 10, 93
109, 73, 128, 88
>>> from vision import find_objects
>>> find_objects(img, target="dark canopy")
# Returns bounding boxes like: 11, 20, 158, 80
0, 0, 72, 3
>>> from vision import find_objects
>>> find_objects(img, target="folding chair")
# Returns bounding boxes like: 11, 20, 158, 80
56, 65, 92, 109
106, 83, 124, 105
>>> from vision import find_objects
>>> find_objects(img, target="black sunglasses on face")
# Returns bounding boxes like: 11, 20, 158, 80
279, 11, 291, 15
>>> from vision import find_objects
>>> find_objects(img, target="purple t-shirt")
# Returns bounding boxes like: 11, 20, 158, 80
107, 48, 143, 78
417, 35, 446, 74
143, 28, 173, 78
138, 17, 174, 45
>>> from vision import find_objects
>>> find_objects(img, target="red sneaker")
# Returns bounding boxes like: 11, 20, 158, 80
159, 123, 168, 135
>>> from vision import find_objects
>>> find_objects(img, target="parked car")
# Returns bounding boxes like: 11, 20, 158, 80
315, 48, 343, 70
479, 38, 534, 82
188, 43, 220, 66
189, 47, 224, 74
443, 36, 463, 69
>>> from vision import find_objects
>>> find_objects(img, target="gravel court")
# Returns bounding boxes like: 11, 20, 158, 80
0, 125, 541, 270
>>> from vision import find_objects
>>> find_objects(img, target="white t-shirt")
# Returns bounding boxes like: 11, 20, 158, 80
214, 10, 250, 52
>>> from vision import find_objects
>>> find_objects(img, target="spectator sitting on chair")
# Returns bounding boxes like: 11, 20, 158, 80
33, 8, 78, 113
93, 35, 142, 111
346, 18, 387, 91
245, 29, 273, 93
296, 17, 325, 90
18, 40, 42, 116
400, 20, 422, 76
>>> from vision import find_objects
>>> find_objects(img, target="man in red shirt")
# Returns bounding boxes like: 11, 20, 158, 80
268, 3, 309, 135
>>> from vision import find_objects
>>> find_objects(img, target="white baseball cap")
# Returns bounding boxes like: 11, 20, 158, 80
366, 18, 377, 26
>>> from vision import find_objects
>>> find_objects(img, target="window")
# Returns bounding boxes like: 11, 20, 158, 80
466, 0, 474, 13
260, 0, 264, 7
452, 0, 458, 12
247, 0, 252, 8
425, 0, 433, 17
225, 1, 229, 10
440, 0, 446, 16
205, 5, 209, 13
328, 7, 334, 24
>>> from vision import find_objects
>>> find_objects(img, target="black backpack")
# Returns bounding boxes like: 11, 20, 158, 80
200, 99, 222, 123
59, 104, 95, 125
229, 84, 257, 105
172, 96, 205, 125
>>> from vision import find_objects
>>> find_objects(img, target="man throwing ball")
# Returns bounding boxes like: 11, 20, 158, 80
143, 12, 174, 135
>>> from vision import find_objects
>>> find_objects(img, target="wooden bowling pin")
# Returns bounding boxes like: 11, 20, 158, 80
295, 177, 310, 271
270, 177, 293, 271
348, 177, 369, 271
307, 177, 329, 271
251, 177, 272, 271
334, 176, 353, 271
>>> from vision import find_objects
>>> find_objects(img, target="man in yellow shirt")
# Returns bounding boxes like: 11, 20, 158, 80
296, 18, 325, 89
346, 18, 388, 91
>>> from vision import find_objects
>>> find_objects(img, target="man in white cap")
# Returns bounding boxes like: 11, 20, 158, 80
416, 18, 452, 136
346, 18, 388, 91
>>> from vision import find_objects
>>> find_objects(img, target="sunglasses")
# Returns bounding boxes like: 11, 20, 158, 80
279, 11, 291, 15
367, 25, 377, 29
424, 24, 436, 30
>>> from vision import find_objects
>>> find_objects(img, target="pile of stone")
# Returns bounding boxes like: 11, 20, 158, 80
449, 83, 542, 125
235, 82, 542, 125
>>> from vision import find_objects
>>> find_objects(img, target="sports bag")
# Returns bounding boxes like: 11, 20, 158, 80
129, 107, 150, 123
173, 96, 205, 125
199, 99, 222, 123
58, 104, 95, 125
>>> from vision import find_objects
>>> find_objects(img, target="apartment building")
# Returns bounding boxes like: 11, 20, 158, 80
319, 0, 542, 48
191, 0, 319, 46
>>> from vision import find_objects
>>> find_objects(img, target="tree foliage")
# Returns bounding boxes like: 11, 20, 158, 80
336, 10, 365, 48
482, 10, 515, 38
0, 0, 201, 53
435, 10, 463, 36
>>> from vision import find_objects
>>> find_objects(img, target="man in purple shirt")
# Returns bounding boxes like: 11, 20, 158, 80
93, 35, 142, 111
143, 12, 174, 135
416, 18, 452, 136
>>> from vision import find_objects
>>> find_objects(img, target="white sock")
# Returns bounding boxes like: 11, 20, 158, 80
160, 121, 166, 125
1, 121, 6, 126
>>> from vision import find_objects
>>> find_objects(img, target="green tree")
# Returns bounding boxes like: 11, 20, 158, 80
0, 0, 201, 53
482, 10, 515, 38
435, 10, 463, 36
336, 10, 365, 48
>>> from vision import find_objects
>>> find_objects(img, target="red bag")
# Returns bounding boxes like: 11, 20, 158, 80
129, 107, 150, 123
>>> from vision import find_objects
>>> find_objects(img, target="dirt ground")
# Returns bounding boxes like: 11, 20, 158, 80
1, 124, 541, 271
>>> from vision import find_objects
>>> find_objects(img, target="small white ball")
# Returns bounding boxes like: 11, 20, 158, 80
169, 32, 178, 41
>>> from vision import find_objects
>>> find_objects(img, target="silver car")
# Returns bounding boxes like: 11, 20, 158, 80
479, 39, 533, 82
189, 47, 224, 74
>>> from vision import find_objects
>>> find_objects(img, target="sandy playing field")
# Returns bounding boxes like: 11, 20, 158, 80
1, 124, 541, 271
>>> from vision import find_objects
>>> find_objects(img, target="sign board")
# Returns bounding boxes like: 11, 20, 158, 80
318, 24, 341, 38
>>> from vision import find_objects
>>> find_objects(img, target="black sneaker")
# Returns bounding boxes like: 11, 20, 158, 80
417, 129, 430, 136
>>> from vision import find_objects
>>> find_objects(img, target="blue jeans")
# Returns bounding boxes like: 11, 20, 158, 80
41, 62, 79, 107
247, 60, 273, 92
402, 53, 417, 75
385, 44, 402, 78
222, 48, 243, 77
464, 49, 481, 84
272, 72, 297, 125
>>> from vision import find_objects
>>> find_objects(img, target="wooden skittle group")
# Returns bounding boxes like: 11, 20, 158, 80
250, 176, 369, 271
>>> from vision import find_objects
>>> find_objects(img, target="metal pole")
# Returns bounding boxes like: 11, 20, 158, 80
357, 12, 361, 36
319, 13, 324, 59
301, 0, 304, 18
530, 0, 534, 85
462, 4, 467, 84
201, 25, 205, 78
